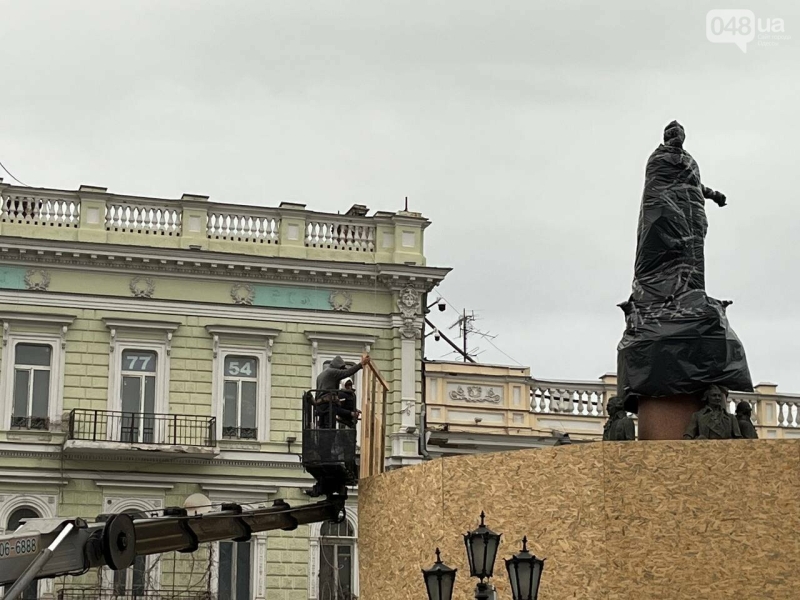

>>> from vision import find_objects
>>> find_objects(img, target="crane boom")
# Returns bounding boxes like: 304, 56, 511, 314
0, 495, 345, 592
0, 385, 371, 599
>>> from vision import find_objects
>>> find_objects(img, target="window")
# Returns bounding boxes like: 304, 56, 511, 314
100, 500, 161, 595
11, 344, 52, 430
222, 356, 258, 440
218, 540, 251, 600
120, 349, 158, 444
1, 314, 71, 432
110, 509, 149, 597
207, 325, 278, 443
319, 520, 356, 600
113, 554, 147, 597
5, 507, 40, 599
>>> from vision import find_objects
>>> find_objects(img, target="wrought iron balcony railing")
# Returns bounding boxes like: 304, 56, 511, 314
221, 425, 257, 440
10, 415, 50, 431
67, 409, 216, 447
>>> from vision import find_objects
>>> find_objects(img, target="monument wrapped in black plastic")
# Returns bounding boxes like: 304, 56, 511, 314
617, 121, 753, 420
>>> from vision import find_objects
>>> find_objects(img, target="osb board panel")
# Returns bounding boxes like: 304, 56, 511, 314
359, 440, 800, 600
359, 458, 445, 595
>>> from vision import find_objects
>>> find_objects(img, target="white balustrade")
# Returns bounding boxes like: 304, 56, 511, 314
305, 219, 375, 252
1, 193, 80, 227
106, 203, 181, 236
776, 400, 800, 428
207, 211, 280, 244
530, 382, 608, 417
106, 202, 182, 237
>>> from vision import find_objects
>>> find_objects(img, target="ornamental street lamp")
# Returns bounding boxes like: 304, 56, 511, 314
505, 536, 545, 600
464, 511, 502, 582
464, 511, 502, 599
422, 548, 457, 600
422, 513, 546, 600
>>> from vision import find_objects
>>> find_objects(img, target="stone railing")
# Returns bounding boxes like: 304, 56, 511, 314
0, 188, 80, 227
106, 198, 182, 236
0, 182, 427, 265
207, 209, 280, 244
530, 379, 611, 417
305, 218, 376, 252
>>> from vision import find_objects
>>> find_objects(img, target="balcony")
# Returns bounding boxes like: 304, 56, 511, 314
0, 182, 428, 265
64, 409, 218, 458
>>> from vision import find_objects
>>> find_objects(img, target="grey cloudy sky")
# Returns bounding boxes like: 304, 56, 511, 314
2, 1, 799, 389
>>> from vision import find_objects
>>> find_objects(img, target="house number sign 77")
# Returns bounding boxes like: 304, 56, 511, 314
124, 352, 156, 372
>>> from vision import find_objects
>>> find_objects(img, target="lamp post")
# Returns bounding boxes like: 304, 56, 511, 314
505, 537, 545, 600
422, 548, 457, 600
422, 513, 545, 600
464, 511, 502, 599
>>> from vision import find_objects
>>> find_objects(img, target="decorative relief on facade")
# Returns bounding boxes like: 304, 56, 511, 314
448, 385, 503, 404
24, 269, 50, 291
397, 285, 421, 339
130, 276, 155, 298
231, 283, 255, 305
328, 290, 353, 312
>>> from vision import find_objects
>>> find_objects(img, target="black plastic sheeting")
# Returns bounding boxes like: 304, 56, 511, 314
617, 121, 752, 412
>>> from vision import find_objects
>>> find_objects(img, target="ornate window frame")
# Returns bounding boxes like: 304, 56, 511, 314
203, 488, 269, 600
103, 319, 179, 416
0, 312, 74, 431
206, 326, 280, 443
100, 496, 163, 593
308, 506, 359, 600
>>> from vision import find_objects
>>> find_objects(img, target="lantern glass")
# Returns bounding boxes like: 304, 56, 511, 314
422, 548, 457, 600
505, 537, 545, 600
463, 512, 501, 581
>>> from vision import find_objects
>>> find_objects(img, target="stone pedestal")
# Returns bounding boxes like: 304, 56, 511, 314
637, 394, 702, 440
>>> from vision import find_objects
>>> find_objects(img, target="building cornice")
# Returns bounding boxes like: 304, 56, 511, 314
0, 238, 449, 292
94, 481, 175, 491
206, 325, 282, 339
0, 311, 76, 325
103, 317, 182, 332
0, 291, 395, 329
0, 445, 308, 469
305, 331, 377, 346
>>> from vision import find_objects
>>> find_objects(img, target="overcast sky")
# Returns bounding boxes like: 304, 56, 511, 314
2, 1, 799, 390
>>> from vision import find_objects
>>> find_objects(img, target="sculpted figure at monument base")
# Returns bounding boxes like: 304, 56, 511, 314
683, 385, 742, 440
736, 400, 759, 439
603, 396, 636, 441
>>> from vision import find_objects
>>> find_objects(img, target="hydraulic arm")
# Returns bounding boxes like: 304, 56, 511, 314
0, 495, 345, 595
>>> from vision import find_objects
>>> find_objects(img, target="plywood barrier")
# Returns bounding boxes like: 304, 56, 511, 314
359, 440, 800, 600
360, 361, 389, 479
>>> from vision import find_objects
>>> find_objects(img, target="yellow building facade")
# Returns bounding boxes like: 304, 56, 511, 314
0, 180, 449, 600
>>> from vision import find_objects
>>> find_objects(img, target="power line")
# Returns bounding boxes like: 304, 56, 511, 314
0, 158, 31, 187
429, 293, 525, 366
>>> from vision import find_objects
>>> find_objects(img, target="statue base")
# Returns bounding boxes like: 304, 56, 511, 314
637, 394, 703, 440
